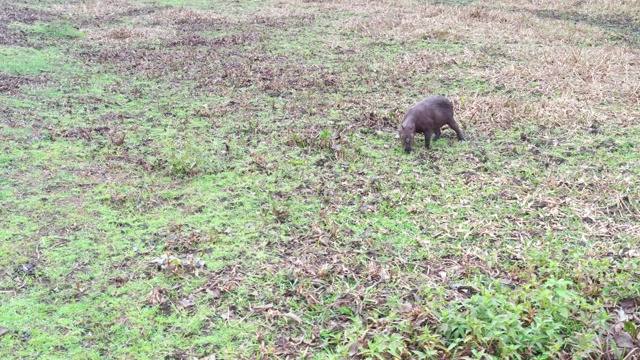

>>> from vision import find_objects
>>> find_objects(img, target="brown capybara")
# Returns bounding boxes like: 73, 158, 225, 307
398, 95, 465, 153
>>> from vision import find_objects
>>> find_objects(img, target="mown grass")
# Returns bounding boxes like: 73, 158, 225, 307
1, 0, 639, 358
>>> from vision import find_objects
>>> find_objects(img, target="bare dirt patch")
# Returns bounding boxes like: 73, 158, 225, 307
0, 73, 49, 94
0, 4, 53, 46
0, 4, 52, 25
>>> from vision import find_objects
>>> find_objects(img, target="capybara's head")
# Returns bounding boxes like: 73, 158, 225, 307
398, 124, 415, 153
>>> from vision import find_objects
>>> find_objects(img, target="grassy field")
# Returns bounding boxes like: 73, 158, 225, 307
1, 0, 639, 358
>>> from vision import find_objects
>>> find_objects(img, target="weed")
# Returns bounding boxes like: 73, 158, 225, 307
439, 279, 603, 357
161, 136, 210, 177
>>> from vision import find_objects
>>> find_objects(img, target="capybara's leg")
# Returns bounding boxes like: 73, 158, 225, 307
424, 129, 433, 149
450, 121, 466, 141
432, 128, 441, 142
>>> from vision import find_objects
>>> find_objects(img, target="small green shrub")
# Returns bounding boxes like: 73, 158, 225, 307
359, 333, 408, 359
438, 279, 602, 358
162, 137, 210, 177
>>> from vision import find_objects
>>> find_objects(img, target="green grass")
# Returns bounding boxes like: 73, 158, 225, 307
0, 47, 63, 75
1, 0, 640, 358
12, 20, 86, 40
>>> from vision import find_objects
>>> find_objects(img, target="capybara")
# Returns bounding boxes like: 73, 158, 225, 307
398, 95, 465, 153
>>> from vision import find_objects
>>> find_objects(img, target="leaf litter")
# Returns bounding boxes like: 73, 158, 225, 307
149, 253, 206, 275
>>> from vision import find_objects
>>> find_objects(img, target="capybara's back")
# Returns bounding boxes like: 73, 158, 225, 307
407, 95, 454, 130
399, 95, 465, 152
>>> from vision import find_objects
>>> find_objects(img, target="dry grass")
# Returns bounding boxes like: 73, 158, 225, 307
504, 0, 640, 16
53, 0, 134, 18
315, 0, 612, 42
489, 45, 639, 101
145, 6, 226, 26
312, 0, 640, 130
84, 25, 176, 43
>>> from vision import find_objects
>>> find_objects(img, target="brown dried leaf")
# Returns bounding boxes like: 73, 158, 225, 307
348, 341, 360, 357
628, 249, 640, 258
206, 288, 221, 298
621, 298, 638, 314
612, 331, 636, 349
0, 327, 9, 338
146, 286, 168, 306
617, 308, 629, 322
378, 267, 390, 282
109, 131, 126, 146
335, 293, 356, 306
220, 309, 235, 320
252, 303, 274, 312
283, 312, 303, 324
499, 278, 514, 287
178, 294, 196, 309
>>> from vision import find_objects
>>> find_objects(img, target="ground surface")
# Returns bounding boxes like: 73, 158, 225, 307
1, 0, 639, 358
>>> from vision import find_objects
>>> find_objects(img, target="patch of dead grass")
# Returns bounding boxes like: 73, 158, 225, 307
314, 0, 616, 45
142, 5, 316, 31
488, 45, 639, 103
503, 0, 640, 18
0, 74, 50, 94
52, 0, 134, 18
394, 39, 639, 131
84, 25, 177, 44
0, 4, 55, 47
0, 3, 52, 24
144, 6, 226, 29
